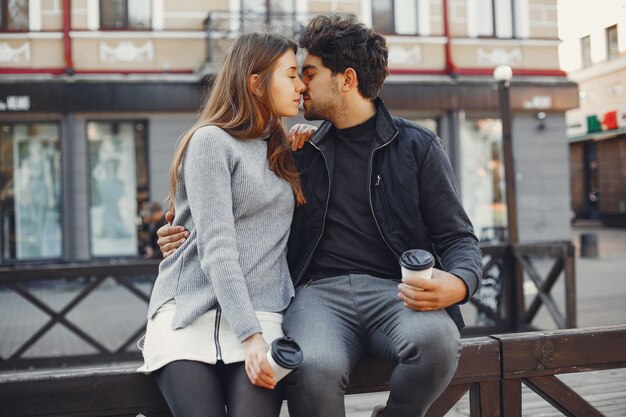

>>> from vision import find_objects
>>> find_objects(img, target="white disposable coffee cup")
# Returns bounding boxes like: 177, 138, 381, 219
266, 336, 303, 383
399, 249, 435, 285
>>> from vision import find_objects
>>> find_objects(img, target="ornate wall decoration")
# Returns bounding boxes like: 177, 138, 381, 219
388, 44, 422, 66
477, 47, 522, 66
0, 42, 31, 64
99, 41, 155, 63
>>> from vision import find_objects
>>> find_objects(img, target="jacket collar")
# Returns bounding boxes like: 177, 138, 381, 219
310, 97, 398, 148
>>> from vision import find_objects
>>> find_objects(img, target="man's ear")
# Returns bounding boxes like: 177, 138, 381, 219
248, 74, 263, 97
340, 68, 358, 92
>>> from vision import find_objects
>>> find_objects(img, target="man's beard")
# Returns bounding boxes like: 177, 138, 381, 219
303, 95, 337, 121
303, 106, 327, 121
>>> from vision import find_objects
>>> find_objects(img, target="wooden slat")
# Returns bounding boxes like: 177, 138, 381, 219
347, 337, 500, 394
6, 278, 111, 358
0, 365, 171, 417
426, 383, 472, 417
564, 244, 577, 328
469, 381, 500, 417
2, 327, 625, 417
496, 325, 626, 378
524, 256, 564, 323
524, 375, 604, 417
449, 338, 501, 384
0, 261, 160, 283
516, 254, 566, 328
502, 379, 522, 416
512, 242, 569, 258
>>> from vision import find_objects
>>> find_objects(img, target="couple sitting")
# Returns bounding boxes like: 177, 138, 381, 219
139, 14, 481, 417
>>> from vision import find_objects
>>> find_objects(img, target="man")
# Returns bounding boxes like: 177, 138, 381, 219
158, 14, 482, 417
144, 202, 168, 259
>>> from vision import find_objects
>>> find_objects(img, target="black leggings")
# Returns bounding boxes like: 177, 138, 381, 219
154, 360, 283, 417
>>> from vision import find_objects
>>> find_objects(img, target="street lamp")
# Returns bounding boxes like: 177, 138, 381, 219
493, 65, 519, 243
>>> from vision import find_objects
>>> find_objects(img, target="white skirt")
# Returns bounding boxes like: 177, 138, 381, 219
137, 301, 284, 374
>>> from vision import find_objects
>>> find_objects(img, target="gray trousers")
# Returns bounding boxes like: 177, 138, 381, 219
283, 274, 461, 417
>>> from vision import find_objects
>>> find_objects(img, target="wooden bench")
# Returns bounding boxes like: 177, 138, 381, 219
2, 326, 625, 417
0, 337, 499, 417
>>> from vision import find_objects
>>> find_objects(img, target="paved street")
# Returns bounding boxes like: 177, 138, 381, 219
1, 223, 625, 416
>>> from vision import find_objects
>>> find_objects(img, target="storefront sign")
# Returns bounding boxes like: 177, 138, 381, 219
0, 95, 31, 111
523, 95, 551, 109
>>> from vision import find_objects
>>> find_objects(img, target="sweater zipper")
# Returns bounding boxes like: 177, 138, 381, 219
295, 142, 332, 286
368, 131, 401, 259
214, 309, 222, 361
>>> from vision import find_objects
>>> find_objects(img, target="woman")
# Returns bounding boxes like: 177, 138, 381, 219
138, 32, 306, 417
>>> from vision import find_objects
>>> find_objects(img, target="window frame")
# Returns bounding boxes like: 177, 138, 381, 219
0, 0, 29, 32
470, 0, 516, 39
372, 0, 420, 36
99, 0, 152, 31
580, 35, 592, 68
606, 24, 619, 61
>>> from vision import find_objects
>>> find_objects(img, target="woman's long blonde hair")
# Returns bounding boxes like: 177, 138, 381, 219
167, 32, 306, 210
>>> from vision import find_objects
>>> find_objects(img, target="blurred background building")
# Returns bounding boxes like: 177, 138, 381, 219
559, 0, 626, 228
0, 0, 578, 265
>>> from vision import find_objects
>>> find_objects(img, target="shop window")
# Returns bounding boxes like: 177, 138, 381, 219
606, 25, 619, 61
0, 122, 63, 262
580, 35, 592, 68
86, 121, 149, 257
373, 0, 420, 35
0, 0, 29, 31
100, 0, 151, 30
459, 118, 507, 242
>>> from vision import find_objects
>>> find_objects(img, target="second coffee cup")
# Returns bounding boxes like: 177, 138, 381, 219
266, 336, 303, 383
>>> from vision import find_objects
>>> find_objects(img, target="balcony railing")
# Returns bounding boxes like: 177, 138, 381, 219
203, 10, 315, 71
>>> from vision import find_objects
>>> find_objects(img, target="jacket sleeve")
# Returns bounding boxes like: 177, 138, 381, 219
418, 136, 482, 302
184, 127, 262, 342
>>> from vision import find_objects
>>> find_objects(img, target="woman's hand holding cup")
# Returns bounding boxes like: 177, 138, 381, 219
243, 333, 276, 389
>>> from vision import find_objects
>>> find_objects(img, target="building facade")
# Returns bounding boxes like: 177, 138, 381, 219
0, 0, 577, 264
559, 0, 626, 227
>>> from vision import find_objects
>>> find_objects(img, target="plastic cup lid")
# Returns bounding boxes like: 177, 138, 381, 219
399, 249, 435, 271
270, 337, 303, 369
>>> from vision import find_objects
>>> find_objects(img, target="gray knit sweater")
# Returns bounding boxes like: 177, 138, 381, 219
147, 125, 295, 342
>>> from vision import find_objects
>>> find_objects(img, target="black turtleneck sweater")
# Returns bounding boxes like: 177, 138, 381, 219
307, 114, 401, 280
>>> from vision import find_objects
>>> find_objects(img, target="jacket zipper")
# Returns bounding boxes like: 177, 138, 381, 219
376, 175, 398, 230
368, 131, 401, 258
214, 309, 222, 361
295, 142, 332, 287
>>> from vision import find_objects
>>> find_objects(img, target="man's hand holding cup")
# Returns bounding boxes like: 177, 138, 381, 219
397, 249, 467, 311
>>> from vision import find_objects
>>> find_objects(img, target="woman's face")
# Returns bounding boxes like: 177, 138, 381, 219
269, 50, 305, 118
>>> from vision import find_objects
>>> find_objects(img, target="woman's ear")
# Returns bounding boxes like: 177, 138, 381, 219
248, 74, 263, 97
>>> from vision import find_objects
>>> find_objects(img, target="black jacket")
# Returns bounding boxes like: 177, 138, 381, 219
287, 99, 482, 329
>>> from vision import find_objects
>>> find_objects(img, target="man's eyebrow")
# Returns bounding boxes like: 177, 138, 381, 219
301, 64, 318, 72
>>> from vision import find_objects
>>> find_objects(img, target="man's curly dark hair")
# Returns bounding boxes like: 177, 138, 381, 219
299, 14, 389, 100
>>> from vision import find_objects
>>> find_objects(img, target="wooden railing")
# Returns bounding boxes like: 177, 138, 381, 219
0, 261, 159, 370
465, 241, 576, 336
0, 241, 576, 370
1, 326, 624, 417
